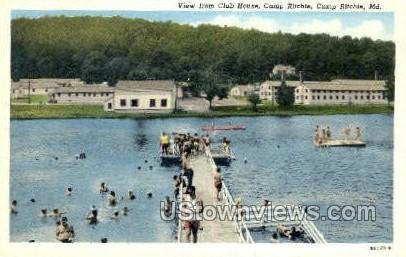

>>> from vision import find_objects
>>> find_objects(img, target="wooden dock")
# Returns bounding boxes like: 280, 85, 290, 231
178, 155, 240, 243
315, 139, 366, 147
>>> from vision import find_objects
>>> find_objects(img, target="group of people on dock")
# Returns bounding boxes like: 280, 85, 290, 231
313, 125, 362, 145
160, 132, 211, 156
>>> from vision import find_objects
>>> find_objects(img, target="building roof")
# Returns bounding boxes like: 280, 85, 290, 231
11, 78, 82, 89
261, 80, 301, 88
52, 85, 114, 93
302, 80, 386, 91
115, 80, 176, 92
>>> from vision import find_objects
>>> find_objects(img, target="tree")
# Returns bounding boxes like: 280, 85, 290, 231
277, 81, 295, 108
385, 76, 395, 103
248, 93, 261, 112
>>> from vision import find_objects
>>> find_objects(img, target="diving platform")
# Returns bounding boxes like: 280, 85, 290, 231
315, 139, 366, 147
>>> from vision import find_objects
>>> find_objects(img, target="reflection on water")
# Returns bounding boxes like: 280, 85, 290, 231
10, 114, 393, 242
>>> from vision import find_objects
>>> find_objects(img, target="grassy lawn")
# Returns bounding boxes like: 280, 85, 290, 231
11, 95, 49, 104
10, 104, 393, 120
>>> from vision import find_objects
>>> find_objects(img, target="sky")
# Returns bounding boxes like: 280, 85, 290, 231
11, 10, 394, 41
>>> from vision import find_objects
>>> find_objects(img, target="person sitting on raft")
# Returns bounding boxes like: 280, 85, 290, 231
10, 200, 18, 214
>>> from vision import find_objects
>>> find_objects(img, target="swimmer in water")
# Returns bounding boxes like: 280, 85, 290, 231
99, 182, 109, 194
56, 216, 75, 243
128, 190, 135, 200
40, 208, 47, 218
65, 187, 72, 196
86, 209, 98, 225
123, 207, 129, 216
111, 211, 119, 219
10, 200, 18, 214
107, 191, 117, 206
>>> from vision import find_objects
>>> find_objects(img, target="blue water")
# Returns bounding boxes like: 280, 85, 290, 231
10, 114, 393, 243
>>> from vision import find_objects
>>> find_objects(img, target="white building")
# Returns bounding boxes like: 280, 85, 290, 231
104, 80, 177, 113
229, 84, 256, 97
11, 78, 82, 99
49, 84, 114, 104
294, 80, 387, 105
259, 80, 300, 101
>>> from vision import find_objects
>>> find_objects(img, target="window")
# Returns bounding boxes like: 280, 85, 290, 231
12, 89, 15, 93
108, 103, 112, 109
75, 93, 79, 97
268, 86, 271, 90
372, 95, 375, 100
317, 90, 321, 93
45, 89, 48, 92
312, 96, 315, 100
150, 99, 156, 107
366, 95, 370, 100
329, 95, 333, 100
323, 95, 326, 100
93, 93, 96, 97
120, 99, 126, 107
68, 93, 71, 97
83, 93, 86, 97
378, 95, 381, 99
57, 93, 61, 97
305, 95, 308, 100
361, 95, 364, 100
354, 95, 358, 100
106, 93, 109, 97
88, 93, 91, 97
305, 89, 308, 93
131, 99, 138, 107
336, 95, 339, 100
342, 95, 345, 100
317, 95, 320, 100
161, 99, 168, 107
101, 93, 104, 97
32, 88, 35, 92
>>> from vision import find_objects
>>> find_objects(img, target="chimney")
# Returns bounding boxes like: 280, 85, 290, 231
299, 71, 304, 83
374, 70, 378, 81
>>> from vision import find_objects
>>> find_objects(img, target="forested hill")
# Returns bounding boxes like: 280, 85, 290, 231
11, 16, 395, 85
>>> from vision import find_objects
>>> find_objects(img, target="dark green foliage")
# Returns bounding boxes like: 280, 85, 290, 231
277, 81, 295, 107
385, 76, 395, 102
11, 16, 395, 85
248, 93, 261, 111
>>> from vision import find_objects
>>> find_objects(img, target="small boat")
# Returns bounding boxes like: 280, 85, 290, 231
201, 124, 246, 131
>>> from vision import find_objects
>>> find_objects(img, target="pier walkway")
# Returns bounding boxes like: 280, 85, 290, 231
178, 154, 240, 242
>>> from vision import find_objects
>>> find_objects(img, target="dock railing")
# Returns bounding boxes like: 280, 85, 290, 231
176, 175, 184, 243
204, 146, 254, 243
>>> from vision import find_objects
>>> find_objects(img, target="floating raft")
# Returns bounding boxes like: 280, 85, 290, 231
201, 125, 246, 131
210, 148, 234, 164
315, 139, 366, 147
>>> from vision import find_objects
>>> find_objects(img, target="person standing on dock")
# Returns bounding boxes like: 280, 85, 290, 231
326, 126, 331, 140
355, 127, 361, 141
213, 167, 223, 201
160, 132, 170, 155
344, 126, 351, 141
313, 126, 320, 145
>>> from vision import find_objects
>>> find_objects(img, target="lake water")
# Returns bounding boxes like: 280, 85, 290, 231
10, 114, 393, 243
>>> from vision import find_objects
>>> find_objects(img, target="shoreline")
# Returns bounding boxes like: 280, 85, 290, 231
10, 104, 394, 120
